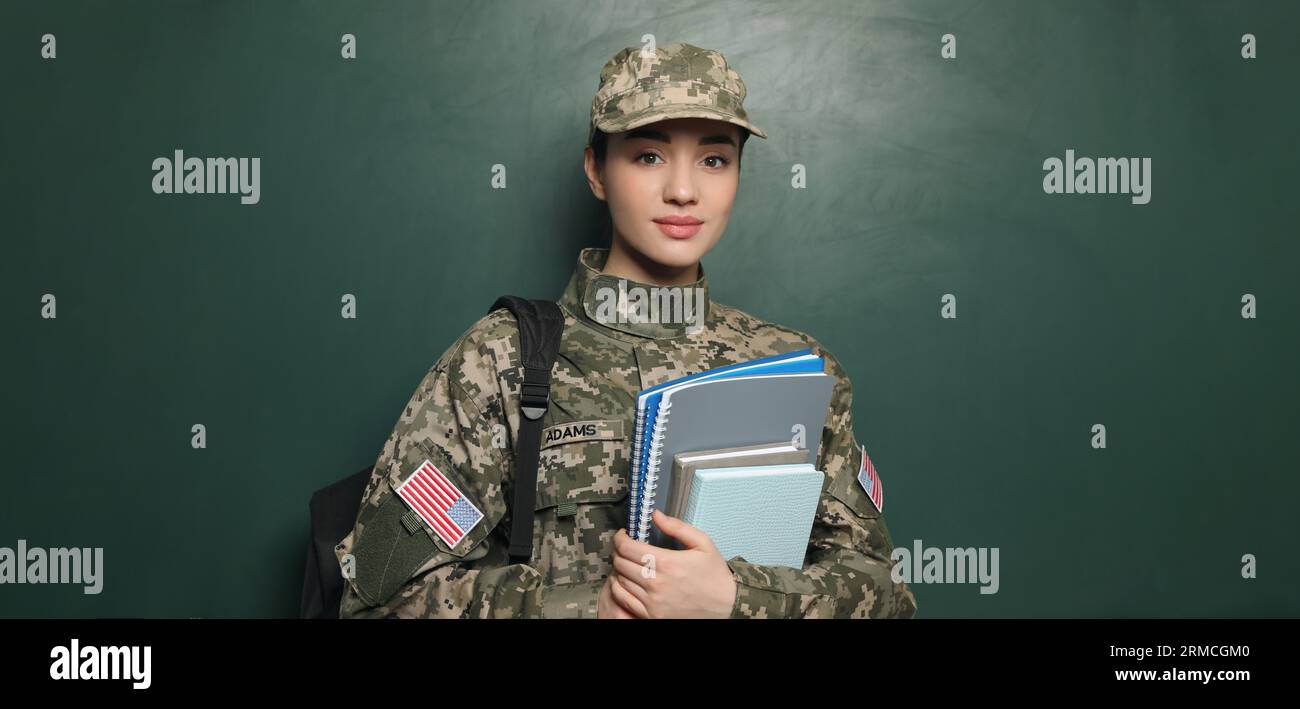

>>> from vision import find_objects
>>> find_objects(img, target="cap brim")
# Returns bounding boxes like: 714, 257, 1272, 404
594, 103, 768, 140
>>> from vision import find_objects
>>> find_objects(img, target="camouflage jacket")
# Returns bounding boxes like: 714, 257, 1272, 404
336, 247, 918, 618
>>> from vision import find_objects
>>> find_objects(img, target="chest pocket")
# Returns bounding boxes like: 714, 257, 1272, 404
534, 418, 629, 511
529, 418, 629, 588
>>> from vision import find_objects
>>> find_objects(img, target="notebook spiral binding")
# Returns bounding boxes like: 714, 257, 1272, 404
636, 398, 673, 541
628, 408, 646, 536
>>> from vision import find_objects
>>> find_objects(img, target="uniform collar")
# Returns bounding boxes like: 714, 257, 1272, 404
558, 247, 712, 341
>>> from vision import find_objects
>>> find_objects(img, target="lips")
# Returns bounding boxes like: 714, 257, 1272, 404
654, 215, 703, 239
655, 215, 703, 226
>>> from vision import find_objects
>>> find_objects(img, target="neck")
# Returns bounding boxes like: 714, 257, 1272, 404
602, 236, 700, 286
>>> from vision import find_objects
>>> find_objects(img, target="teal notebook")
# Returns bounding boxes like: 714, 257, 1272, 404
681, 463, 824, 569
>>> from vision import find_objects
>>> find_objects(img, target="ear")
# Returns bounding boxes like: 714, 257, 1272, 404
583, 145, 607, 201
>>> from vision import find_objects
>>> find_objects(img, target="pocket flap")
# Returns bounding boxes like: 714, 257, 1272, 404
347, 490, 443, 607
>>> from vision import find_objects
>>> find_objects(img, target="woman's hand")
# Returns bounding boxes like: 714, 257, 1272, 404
607, 510, 737, 619
597, 573, 638, 618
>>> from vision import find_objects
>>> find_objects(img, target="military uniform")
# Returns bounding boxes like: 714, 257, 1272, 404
336, 247, 918, 618
336, 41, 916, 618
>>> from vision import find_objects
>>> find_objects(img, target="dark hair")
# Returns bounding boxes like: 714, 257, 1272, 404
589, 122, 749, 165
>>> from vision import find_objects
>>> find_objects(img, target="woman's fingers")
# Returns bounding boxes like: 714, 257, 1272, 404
608, 574, 650, 618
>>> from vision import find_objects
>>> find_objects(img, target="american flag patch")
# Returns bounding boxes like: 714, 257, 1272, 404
856, 445, 884, 513
395, 459, 484, 549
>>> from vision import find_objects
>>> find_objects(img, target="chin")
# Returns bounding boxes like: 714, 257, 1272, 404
641, 243, 705, 270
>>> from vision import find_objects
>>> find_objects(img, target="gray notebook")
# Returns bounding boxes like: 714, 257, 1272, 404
640, 371, 834, 547
667, 442, 812, 519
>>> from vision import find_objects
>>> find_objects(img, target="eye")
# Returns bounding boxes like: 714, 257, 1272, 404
636, 151, 663, 165
703, 155, 731, 168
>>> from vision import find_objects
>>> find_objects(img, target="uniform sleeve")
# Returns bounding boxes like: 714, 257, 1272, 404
724, 343, 918, 619
336, 326, 545, 619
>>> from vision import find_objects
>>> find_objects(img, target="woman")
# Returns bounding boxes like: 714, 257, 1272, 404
337, 42, 917, 619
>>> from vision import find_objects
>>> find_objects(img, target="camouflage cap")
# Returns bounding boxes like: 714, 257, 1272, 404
589, 42, 768, 144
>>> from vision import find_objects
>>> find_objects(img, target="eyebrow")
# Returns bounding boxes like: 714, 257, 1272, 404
624, 127, 736, 148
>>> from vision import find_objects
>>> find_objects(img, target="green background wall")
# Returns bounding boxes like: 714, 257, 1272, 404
2, 0, 1296, 617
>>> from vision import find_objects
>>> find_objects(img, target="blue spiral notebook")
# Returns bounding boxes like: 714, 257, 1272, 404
627, 348, 835, 546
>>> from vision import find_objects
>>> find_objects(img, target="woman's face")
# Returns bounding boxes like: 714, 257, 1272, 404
584, 117, 742, 271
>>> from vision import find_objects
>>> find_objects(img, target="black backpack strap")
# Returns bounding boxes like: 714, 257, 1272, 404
488, 296, 565, 564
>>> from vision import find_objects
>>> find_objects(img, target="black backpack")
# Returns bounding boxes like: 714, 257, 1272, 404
299, 296, 565, 619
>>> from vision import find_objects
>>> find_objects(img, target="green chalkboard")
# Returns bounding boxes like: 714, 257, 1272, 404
2, 0, 1296, 617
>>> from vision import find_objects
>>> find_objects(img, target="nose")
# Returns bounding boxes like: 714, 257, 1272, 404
663, 158, 697, 205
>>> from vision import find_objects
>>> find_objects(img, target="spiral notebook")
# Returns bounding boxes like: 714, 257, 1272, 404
628, 348, 821, 539
628, 349, 835, 546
